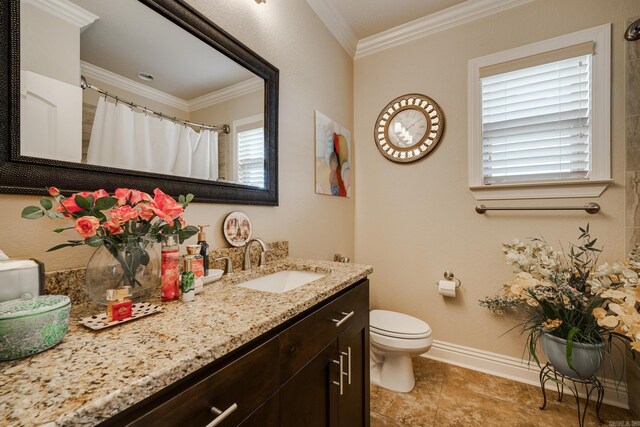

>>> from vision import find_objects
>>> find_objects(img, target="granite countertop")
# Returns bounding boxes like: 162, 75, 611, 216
0, 258, 373, 426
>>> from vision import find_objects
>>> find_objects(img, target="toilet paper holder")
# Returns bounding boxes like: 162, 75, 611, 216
434, 271, 461, 288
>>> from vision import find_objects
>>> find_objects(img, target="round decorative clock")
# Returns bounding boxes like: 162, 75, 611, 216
374, 93, 445, 163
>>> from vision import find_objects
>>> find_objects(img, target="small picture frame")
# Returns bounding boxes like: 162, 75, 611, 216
223, 211, 253, 247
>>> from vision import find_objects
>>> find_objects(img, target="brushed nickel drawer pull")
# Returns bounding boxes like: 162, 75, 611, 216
341, 347, 352, 385
207, 403, 238, 427
331, 354, 344, 395
331, 311, 354, 327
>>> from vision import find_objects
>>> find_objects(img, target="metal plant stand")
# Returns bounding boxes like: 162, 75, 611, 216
538, 362, 605, 427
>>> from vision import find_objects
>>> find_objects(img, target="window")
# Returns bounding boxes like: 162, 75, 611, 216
468, 24, 611, 200
232, 115, 265, 188
237, 126, 264, 187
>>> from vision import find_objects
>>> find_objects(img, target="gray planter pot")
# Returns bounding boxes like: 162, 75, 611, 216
541, 333, 605, 379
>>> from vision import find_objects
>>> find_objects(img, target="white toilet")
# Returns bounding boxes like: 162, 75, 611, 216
369, 309, 432, 393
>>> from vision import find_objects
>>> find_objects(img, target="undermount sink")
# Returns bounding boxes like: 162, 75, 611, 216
238, 270, 326, 294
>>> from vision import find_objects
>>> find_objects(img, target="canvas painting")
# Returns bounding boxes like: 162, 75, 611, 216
315, 111, 352, 197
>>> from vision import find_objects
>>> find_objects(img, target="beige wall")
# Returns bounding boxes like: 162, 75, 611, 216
190, 90, 264, 128
354, 0, 640, 358
20, 3, 80, 86
1, 0, 354, 271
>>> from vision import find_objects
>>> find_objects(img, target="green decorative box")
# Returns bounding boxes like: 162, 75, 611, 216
0, 295, 70, 361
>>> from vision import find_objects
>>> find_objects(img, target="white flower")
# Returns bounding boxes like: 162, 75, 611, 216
598, 316, 619, 328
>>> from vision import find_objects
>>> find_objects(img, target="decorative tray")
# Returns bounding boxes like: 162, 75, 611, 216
78, 302, 162, 331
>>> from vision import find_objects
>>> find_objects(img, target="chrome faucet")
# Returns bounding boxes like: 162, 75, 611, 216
243, 238, 268, 271
214, 256, 233, 275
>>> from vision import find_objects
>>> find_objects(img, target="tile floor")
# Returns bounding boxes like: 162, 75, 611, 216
370, 357, 637, 427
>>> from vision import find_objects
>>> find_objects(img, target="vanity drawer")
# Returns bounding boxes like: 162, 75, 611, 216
279, 280, 369, 383
127, 336, 279, 427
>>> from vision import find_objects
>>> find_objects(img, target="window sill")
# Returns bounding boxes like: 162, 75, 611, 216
468, 179, 613, 201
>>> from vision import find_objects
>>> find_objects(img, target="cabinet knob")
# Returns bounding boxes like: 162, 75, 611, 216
331, 311, 355, 327
206, 403, 238, 427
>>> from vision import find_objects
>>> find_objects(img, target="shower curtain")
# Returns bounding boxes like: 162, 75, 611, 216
87, 97, 219, 180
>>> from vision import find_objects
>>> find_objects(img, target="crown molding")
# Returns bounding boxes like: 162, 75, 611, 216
80, 62, 263, 113
22, 0, 99, 30
355, 0, 534, 59
80, 61, 191, 112
305, 0, 357, 57
188, 77, 264, 111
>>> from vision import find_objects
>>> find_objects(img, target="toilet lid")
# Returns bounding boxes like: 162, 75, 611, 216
370, 310, 431, 339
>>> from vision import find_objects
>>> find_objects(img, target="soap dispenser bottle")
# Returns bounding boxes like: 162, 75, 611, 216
161, 234, 181, 301
197, 225, 210, 272
181, 259, 195, 302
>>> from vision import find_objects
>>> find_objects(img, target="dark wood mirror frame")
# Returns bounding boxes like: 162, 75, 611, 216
0, 0, 279, 205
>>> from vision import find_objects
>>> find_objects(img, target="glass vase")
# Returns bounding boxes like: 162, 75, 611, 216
84, 237, 161, 305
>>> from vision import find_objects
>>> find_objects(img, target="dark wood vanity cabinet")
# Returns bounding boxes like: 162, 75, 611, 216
279, 281, 369, 427
103, 279, 369, 427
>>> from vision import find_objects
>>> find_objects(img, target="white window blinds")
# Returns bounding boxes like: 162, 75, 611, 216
237, 127, 265, 187
480, 53, 591, 185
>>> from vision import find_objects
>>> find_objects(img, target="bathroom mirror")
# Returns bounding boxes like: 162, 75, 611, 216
374, 93, 445, 163
0, 0, 279, 205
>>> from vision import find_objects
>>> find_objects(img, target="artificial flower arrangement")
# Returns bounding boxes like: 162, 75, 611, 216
480, 225, 640, 374
22, 187, 198, 291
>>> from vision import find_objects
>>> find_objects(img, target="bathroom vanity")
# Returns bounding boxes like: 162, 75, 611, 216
0, 259, 372, 426
104, 278, 369, 427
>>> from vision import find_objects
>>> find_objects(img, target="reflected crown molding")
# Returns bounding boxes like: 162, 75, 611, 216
188, 78, 263, 112
354, 0, 534, 59
80, 62, 263, 113
304, 0, 357, 57
22, 0, 99, 30
80, 61, 191, 112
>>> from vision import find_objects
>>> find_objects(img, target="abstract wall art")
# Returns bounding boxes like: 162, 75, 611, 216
315, 111, 351, 197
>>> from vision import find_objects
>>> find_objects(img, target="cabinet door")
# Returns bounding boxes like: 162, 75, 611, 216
238, 393, 279, 427
280, 341, 339, 427
337, 314, 369, 427
124, 337, 279, 427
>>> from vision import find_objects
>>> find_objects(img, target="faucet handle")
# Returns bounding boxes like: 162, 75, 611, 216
214, 256, 233, 275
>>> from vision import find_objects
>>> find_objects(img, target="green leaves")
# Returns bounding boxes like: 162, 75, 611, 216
47, 242, 82, 252
566, 327, 580, 370
21, 206, 44, 219
177, 225, 198, 243
84, 235, 104, 248
95, 196, 118, 211
40, 197, 53, 210
74, 195, 91, 210
53, 227, 73, 233
178, 193, 195, 206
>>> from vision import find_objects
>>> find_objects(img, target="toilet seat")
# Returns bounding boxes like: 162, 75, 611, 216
370, 310, 431, 339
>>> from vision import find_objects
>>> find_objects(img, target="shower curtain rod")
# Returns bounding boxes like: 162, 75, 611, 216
80, 76, 230, 134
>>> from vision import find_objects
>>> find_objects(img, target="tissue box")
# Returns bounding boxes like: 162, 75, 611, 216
0, 259, 44, 303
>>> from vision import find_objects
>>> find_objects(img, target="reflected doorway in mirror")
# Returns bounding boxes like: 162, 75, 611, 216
315, 111, 351, 197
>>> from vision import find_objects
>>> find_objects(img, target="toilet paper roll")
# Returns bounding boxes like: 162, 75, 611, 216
438, 280, 457, 297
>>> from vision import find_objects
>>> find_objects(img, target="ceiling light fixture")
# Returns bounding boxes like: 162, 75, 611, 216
255, 0, 266, 4
137, 72, 155, 81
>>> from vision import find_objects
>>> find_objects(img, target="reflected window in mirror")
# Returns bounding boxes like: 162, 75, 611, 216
232, 115, 265, 188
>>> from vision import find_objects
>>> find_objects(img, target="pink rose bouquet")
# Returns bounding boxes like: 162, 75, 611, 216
22, 187, 198, 288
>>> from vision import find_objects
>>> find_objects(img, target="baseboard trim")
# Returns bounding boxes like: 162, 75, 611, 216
422, 339, 629, 409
